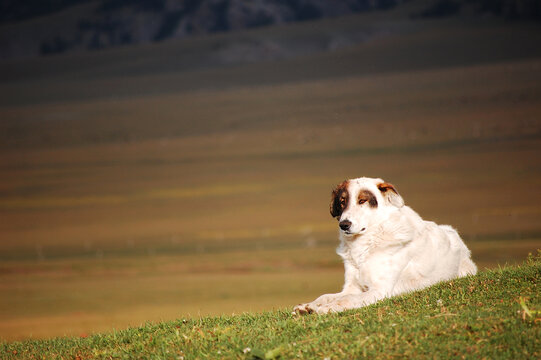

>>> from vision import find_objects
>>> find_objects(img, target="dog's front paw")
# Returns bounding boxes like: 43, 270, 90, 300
313, 302, 345, 314
294, 293, 347, 315
294, 302, 334, 315
315, 295, 358, 313
293, 303, 314, 315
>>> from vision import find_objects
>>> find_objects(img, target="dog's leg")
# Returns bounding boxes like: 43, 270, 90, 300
311, 291, 385, 313
294, 292, 345, 314
296, 258, 409, 314
294, 262, 361, 314
295, 290, 388, 314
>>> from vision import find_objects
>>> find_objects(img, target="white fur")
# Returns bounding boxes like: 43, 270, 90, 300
294, 177, 477, 314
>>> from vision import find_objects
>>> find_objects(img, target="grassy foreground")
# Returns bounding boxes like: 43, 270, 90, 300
2, 254, 539, 359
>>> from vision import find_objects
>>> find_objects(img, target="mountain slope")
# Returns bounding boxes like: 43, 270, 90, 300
1, 0, 540, 60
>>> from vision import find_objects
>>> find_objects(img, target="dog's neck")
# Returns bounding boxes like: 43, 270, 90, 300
336, 206, 416, 264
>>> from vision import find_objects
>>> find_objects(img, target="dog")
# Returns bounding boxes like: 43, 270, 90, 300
294, 177, 477, 314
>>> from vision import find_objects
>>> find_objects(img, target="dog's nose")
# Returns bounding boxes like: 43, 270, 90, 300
339, 220, 352, 231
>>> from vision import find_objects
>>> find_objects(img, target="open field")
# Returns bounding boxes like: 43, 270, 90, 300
1, 1, 541, 341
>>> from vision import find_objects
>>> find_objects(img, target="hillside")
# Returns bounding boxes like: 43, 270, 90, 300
1, 0, 540, 60
1, 254, 539, 359
0, 0, 406, 59
2, 2, 541, 107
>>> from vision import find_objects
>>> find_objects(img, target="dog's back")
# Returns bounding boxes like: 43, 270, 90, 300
439, 224, 477, 277
389, 214, 476, 295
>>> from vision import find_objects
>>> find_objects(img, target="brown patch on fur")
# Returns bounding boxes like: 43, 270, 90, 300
358, 189, 378, 208
377, 182, 398, 194
377, 181, 404, 207
330, 180, 349, 218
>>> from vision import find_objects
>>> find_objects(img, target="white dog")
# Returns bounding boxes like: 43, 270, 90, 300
294, 177, 477, 314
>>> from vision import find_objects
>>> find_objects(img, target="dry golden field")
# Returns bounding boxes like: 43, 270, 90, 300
1, 6, 541, 340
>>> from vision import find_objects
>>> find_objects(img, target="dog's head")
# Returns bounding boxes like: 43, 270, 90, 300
330, 177, 404, 237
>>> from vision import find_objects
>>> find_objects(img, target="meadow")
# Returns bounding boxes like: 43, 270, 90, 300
1, 2, 541, 341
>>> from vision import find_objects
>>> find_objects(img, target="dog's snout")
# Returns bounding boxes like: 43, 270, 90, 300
339, 220, 352, 231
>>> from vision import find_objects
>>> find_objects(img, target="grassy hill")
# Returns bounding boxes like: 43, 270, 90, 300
1, 253, 539, 359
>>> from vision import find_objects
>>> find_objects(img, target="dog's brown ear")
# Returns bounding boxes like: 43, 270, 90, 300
377, 182, 404, 208
330, 181, 349, 218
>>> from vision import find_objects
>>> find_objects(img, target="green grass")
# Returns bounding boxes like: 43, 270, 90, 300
2, 253, 539, 359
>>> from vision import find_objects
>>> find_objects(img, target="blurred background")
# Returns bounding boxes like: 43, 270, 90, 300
1, 0, 540, 341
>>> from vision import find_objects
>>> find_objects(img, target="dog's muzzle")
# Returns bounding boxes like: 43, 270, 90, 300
339, 220, 352, 231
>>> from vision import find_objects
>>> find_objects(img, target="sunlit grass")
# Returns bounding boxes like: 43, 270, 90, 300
0, 240, 537, 341
2, 254, 538, 359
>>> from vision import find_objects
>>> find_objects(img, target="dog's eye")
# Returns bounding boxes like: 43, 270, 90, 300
359, 199, 366, 205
